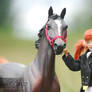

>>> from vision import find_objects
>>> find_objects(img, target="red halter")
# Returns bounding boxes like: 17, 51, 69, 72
45, 21, 67, 48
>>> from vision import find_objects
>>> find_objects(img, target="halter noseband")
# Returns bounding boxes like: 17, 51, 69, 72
45, 21, 67, 48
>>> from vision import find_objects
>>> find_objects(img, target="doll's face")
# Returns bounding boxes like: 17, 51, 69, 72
86, 39, 92, 52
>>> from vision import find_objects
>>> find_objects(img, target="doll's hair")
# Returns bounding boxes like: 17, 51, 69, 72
84, 29, 92, 41
74, 40, 87, 60
74, 29, 92, 60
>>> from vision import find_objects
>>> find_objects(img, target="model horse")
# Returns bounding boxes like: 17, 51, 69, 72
0, 7, 68, 92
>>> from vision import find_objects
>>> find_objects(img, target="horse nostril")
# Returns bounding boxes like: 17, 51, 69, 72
64, 44, 66, 47
54, 43, 57, 48
63, 44, 66, 48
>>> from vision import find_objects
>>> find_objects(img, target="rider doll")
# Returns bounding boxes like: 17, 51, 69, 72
62, 29, 92, 92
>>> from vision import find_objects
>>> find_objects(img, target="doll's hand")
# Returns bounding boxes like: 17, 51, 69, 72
83, 85, 88, 90
63, 48, 69, 56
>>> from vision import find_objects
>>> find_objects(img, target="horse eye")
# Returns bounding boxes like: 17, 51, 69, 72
63, 25, 68, 30
47, 25, 51, 30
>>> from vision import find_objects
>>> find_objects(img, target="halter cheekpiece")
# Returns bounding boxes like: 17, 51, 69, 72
45, 21, 67, 48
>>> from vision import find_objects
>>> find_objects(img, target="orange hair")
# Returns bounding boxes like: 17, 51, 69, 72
74, 29, 92, 60
84, 29, 92, 41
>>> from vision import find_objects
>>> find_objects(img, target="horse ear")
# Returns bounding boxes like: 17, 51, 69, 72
48, 6, 53, 17
60, 8, 66, 19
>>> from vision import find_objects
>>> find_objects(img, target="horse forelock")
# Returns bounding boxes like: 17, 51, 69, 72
49, 14, 59, 20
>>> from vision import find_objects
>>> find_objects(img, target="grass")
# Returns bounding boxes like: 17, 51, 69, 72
0, 29, 84, 92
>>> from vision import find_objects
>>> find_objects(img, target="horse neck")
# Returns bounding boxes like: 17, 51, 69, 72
35, 36, 55, 78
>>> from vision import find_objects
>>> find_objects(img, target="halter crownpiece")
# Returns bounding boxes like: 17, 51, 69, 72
45, 21, 67, 48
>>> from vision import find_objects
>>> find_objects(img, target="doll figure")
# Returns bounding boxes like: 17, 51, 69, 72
62, 29, 92, 92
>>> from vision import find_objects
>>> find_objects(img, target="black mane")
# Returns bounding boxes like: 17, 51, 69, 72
35, 26, 45, 49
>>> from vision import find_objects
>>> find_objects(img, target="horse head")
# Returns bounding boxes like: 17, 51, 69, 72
35, 6, 68, 55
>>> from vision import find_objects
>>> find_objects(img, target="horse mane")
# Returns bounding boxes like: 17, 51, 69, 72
38, 27, 45, 38
35, 26, 45, 49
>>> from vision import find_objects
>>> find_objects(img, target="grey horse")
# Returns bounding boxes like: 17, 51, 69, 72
0, 6, 68, 92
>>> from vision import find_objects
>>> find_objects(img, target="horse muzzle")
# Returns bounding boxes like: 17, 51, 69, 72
53, 43, 66, 55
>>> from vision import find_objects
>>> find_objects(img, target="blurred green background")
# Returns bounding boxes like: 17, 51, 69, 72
0, 0, 92, 92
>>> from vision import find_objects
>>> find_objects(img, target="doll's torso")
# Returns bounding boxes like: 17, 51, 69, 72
80, 50, 92, 86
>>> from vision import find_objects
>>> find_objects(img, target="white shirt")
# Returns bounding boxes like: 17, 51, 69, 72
86, 51, 92, 58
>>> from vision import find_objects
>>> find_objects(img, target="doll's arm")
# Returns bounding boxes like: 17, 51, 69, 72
63, 48, 69, 57
62, 48, 81, 71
